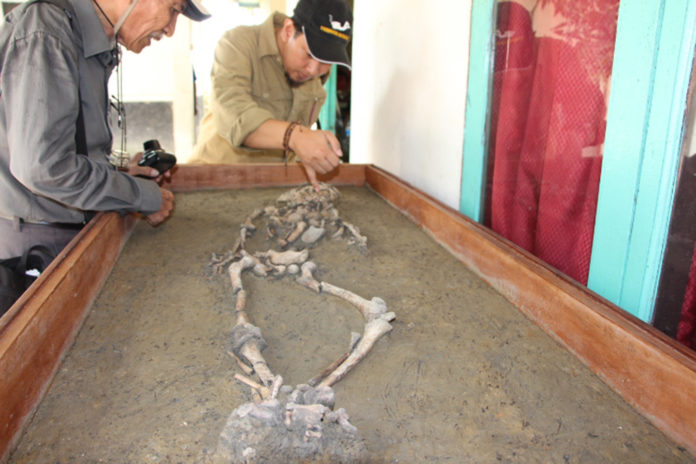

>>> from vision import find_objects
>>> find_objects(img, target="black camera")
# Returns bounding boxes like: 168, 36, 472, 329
138, 139, 177, 175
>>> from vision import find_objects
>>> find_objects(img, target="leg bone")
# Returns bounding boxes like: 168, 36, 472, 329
228, 256, 256, 294
296, 261, 320, 293
308, 332, 361, 387
230, 323, 275, 387
318, 318, 393, 388
320, 281, 394, 322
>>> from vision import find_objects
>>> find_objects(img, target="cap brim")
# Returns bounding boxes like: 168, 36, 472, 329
182, 0, 211, 21
303, 25, 351, 70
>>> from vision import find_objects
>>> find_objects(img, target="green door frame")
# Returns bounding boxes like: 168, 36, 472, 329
319, 64, 338, 133
460, 0, 497, 223
588, 0, 696, 321
460, 0, 696, 322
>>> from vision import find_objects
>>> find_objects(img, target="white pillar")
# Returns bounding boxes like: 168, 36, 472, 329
172, 19, 196, 162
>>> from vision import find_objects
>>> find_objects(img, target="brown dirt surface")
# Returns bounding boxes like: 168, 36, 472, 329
8, 186, 695, 464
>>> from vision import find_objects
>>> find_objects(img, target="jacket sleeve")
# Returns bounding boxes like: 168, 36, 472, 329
3, 24, 161, 218
208, 28, 276, 147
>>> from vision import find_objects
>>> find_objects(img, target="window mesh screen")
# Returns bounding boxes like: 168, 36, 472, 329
485, 0, 620, 284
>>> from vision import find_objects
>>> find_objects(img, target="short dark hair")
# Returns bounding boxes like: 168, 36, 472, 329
291, 18, 303, 38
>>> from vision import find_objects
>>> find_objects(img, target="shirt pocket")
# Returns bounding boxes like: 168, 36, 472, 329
251, 88, 292, 120
289, 91, 327, 127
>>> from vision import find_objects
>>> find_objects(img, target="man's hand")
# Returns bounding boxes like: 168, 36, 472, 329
145, 188, 175, 226
242, 120, 343, 191
290, 126, 342, 190
124, 152, 173, 183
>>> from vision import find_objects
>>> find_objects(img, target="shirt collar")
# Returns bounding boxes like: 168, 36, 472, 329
258, 12, 286, 59
68, 0, 113, 58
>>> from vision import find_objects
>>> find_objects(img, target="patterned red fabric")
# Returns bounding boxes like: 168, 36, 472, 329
486, 0, 619, 285
677, 245, 696, 349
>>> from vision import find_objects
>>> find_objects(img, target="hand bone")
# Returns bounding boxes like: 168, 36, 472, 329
342, 221, 367, 249
210, 251, 237, 274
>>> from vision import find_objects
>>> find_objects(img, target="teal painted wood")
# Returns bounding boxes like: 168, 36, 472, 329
318, 65, 337, 133
626, 0, 696, 321
459, 0, 497, 222
588, 0, 696, 321
587, 1, 663, 313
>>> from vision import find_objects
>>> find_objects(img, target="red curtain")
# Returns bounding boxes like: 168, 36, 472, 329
486, 0, 620, 284
677, 245, 696, 349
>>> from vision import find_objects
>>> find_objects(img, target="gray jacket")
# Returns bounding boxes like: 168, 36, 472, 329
0, 0, 161, 225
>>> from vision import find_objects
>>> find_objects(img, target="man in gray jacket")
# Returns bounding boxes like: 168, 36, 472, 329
0, 0, 210, 259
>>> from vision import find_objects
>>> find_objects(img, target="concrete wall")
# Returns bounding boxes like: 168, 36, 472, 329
350, 1, 472, 209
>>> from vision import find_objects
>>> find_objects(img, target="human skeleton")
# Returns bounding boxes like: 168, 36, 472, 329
209, 184, 395, 463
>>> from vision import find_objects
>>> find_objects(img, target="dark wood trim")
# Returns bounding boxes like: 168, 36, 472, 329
364, 164, 696, 454
0, 212, 136, 462
653, 154, 696, 337
653, 53, 696, 338
167, 163, 367, 192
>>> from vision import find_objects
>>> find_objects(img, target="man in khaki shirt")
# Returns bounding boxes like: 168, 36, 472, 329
189, 0, 352, 189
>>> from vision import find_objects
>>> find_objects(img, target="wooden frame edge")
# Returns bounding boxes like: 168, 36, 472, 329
365, 164, 696, 455
0, 212, 136, 463
2, 163, 695, 459
167, 163, 367, 192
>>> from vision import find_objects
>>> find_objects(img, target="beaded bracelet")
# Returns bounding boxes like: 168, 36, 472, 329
283, 121, 300, 164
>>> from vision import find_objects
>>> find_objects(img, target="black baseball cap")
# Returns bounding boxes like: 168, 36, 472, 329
182, 0, 211, 21
293, 0, 352, 69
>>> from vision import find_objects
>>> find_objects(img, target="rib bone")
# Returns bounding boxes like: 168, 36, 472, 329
279, 220, 307, 248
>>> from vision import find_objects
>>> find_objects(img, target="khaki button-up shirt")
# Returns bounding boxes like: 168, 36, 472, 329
189, 13, 327, 164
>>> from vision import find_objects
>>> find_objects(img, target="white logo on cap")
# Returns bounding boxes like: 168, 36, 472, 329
329, 14, 351, 31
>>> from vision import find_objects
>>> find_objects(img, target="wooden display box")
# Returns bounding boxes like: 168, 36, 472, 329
1, 163, 696, 461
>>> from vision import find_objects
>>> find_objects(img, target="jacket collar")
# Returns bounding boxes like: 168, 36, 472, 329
68, 0, 113, 58
258, 12, 286, 59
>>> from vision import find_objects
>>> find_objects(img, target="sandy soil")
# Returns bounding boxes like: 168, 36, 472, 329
7, 186, 695, 463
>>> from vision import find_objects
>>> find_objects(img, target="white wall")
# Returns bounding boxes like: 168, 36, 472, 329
350, 0, 472, 210
111, 0, 273, 158
113, 0, 271, 101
